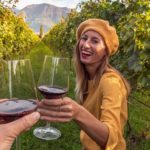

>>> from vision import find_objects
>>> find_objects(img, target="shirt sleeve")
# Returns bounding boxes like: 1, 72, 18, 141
100, 74, 127, 150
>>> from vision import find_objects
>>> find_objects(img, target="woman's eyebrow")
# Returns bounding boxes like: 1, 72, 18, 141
82, 34, 87, 37
92, 36, 101, 41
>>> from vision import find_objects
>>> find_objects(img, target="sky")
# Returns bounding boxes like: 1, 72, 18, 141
16, 0, 88, 9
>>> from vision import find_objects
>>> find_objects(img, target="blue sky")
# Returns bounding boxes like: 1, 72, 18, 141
16, 0, 88, 9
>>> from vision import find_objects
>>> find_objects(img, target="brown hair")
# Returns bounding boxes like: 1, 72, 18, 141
73, 39, 130, 103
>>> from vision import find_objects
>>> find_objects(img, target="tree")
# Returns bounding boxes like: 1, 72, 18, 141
0, 0, 19, 8
42, 0, 150, 90
116, 0, 150, 89
0, 6, 40, 59
16, 11, 26, 21
39, 25, 44, 39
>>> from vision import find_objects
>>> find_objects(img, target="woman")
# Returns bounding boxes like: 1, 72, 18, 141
38, 18, 130, 150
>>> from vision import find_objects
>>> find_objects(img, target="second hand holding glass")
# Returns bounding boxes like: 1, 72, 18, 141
0, 59, 37, 150
33, 56, 69, 140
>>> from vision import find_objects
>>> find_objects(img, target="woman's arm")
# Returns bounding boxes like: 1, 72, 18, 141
38, 98, 109, 148
74, 103, 109, 148
38, 75, 126, 149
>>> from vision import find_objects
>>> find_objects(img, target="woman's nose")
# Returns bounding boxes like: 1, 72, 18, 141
83, 40, 90, 48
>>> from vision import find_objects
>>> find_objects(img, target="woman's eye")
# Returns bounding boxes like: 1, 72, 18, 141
81, 36, 87, 40
92, 40, 99, 44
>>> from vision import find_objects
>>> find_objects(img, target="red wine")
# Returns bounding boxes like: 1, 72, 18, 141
38, 85, 67, 99
0, 99, 37, 122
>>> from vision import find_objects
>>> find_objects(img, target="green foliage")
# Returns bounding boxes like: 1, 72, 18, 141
116, 1, 150, 89
12, 121, 81, 150
43, 21, 70, 57
126, 91, 150, 150
42, 0, 150, 90
0, 1, 148, 148
0, 5, 40, 59
26, 41, 53, 82
0, 0, 19, 8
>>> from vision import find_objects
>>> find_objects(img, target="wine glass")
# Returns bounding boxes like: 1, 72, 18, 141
0, 59, 37, 150
33, 56, 70, 140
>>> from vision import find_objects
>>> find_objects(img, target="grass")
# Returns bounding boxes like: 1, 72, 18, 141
13, 121, 81, 150
11, 41, 150, 149
126, 92, 150, 150
11, 91, 150, 150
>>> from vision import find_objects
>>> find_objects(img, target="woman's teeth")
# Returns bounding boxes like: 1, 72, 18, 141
82, 50, 93, 56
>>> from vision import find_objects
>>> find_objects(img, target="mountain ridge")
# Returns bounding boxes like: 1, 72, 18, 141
16, 3, 71, 33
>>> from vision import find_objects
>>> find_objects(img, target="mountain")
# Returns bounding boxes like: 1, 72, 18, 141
17, 3, 71, 33
12, 7, 19, 13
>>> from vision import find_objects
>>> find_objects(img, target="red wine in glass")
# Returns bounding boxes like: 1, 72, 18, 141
38, 85, 68, 99
0, 59, 37, 150
0, 99, 37, 122
33, 56, 70, 141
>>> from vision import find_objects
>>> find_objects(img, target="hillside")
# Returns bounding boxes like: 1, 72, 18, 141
17, 3, 70, 33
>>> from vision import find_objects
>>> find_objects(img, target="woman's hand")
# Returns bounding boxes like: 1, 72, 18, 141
38, 97, 81, 122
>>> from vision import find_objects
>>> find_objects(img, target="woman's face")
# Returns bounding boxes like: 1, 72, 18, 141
79, 30, 106, 66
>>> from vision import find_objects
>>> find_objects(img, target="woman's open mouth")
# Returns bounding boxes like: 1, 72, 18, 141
81, 50, 93, 59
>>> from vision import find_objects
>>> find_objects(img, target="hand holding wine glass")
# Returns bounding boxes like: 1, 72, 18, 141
0, 112, 40, 150
33, 56, 70, 140
38, 96, 80, 123
0, 59, 38, 150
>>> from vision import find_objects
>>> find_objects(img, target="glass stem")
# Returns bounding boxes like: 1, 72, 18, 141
16, 136, 21, 150
45, 122, 51, 128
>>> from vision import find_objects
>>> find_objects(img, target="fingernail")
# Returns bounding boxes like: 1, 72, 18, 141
31, 112, 40, 121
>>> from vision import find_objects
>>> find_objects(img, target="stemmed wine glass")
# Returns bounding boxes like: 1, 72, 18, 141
0, 59, 37, 150
33, 56, 70, 140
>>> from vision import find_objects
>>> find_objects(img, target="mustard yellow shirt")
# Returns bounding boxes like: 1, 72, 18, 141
80, 71, 128, 150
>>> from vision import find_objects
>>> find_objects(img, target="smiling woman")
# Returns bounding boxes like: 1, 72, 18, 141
38, 18, 131, 150
79, 31, 106, 70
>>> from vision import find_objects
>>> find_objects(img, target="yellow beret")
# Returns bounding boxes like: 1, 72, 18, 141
76, 18, 119, 55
